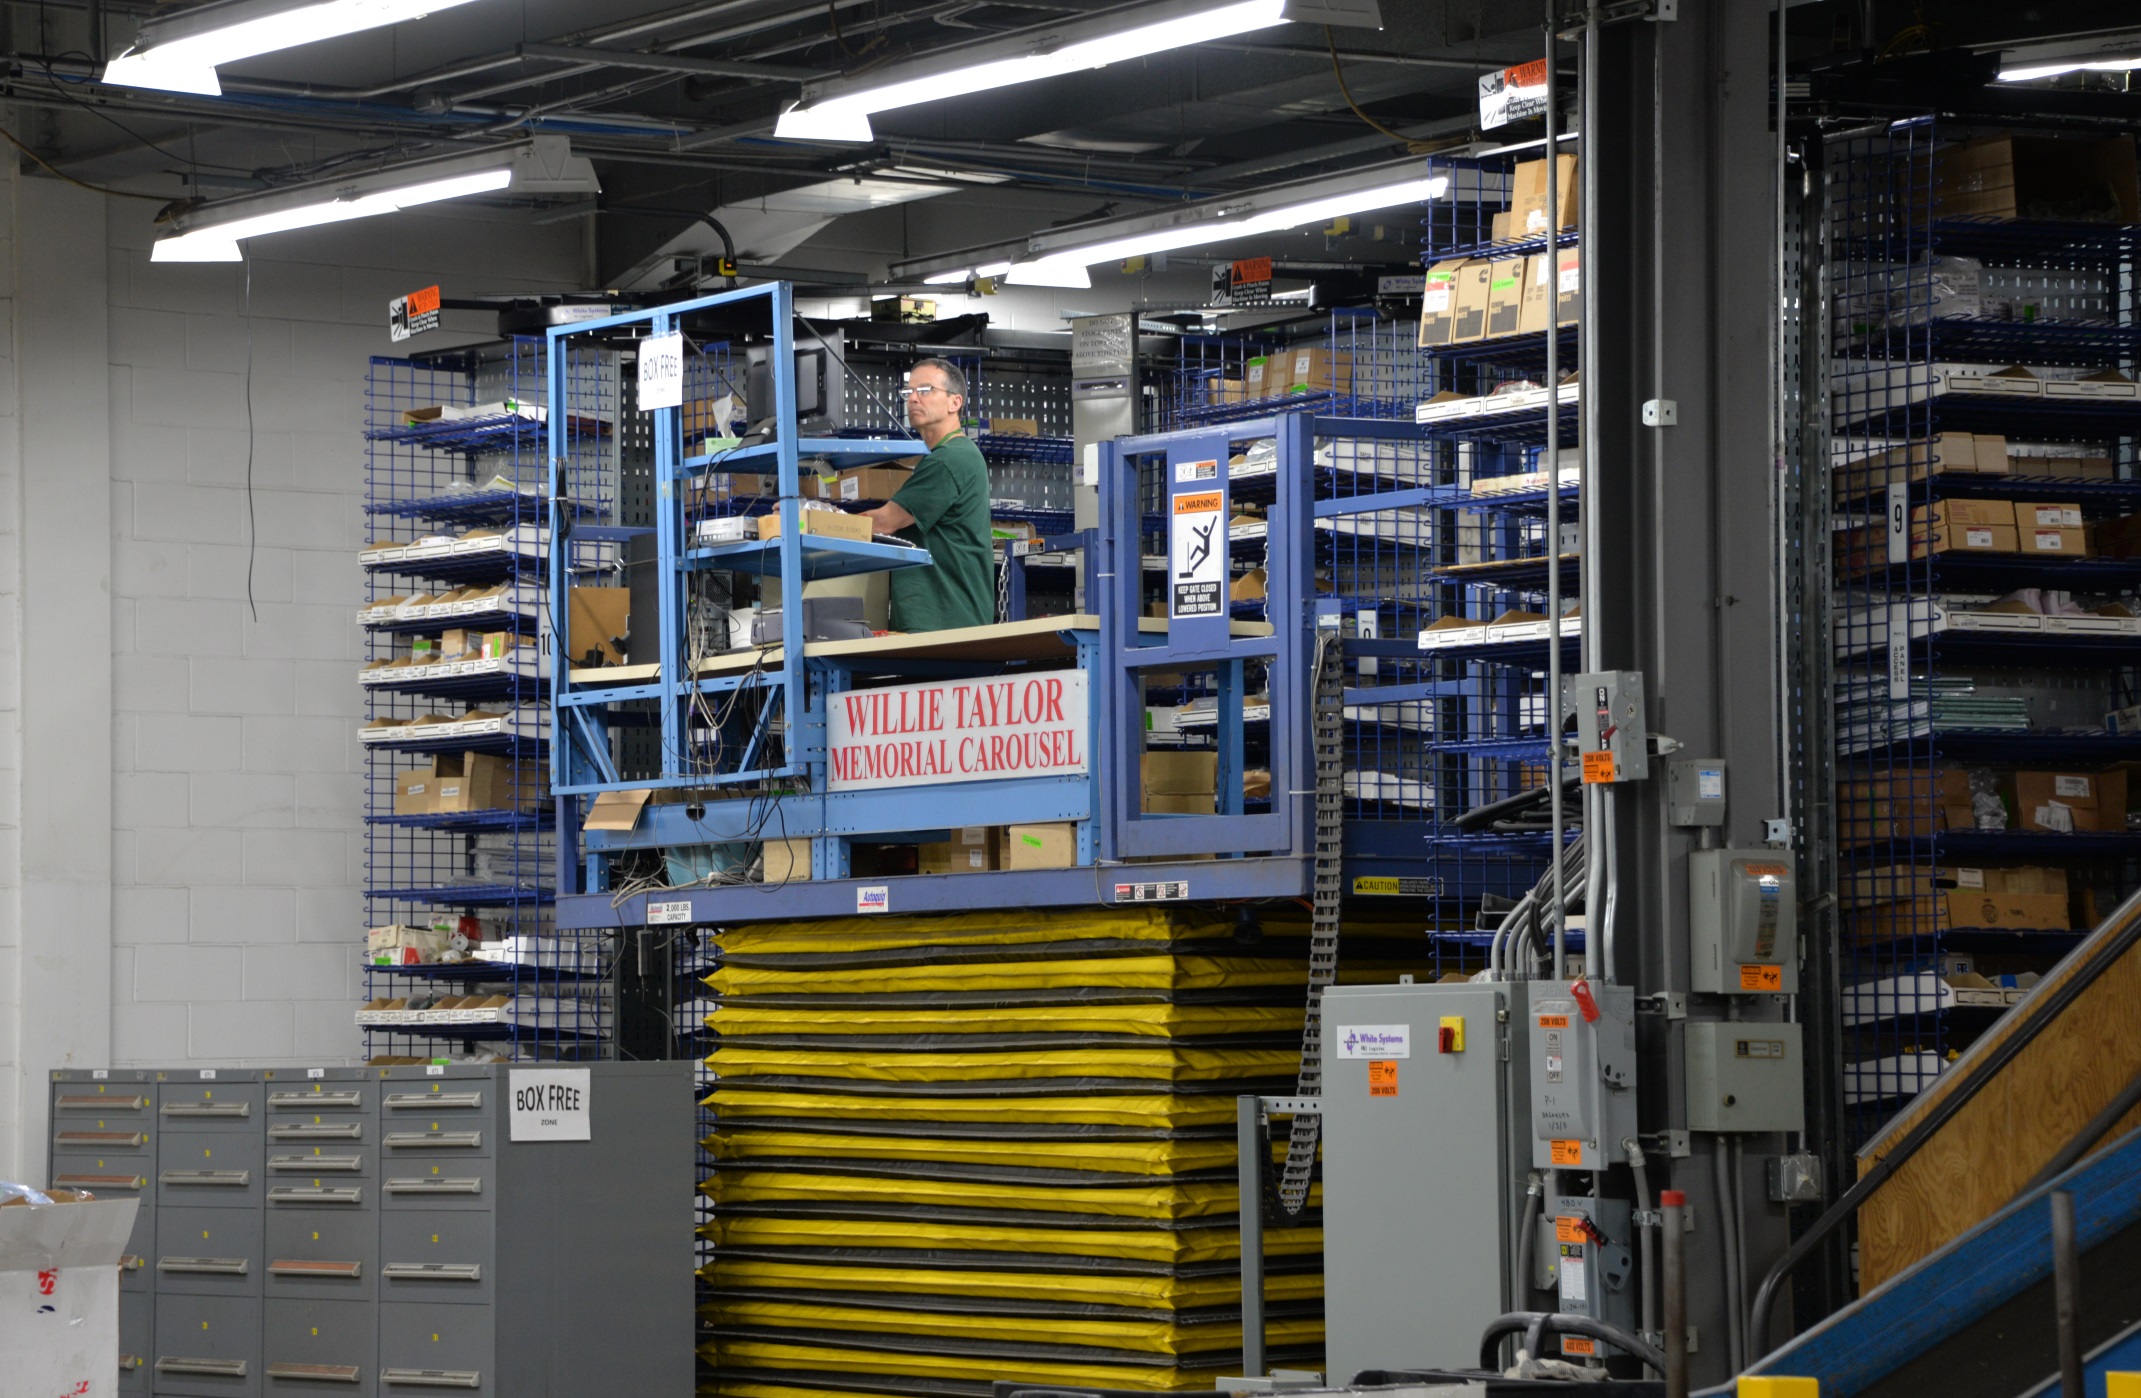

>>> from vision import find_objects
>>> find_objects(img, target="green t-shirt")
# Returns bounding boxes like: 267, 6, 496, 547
887, 431, 995, 632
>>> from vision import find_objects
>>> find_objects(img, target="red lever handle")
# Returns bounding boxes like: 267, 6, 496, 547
1570, 977, 1600, 1023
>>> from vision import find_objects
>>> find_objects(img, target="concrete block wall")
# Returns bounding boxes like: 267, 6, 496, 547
2, 172, 584, 1178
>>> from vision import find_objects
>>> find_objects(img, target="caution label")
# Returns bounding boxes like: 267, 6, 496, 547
1368, 1061, 1399, 1097
389, 284, 441, 342
1550, 1139, 1582, 1166
1740, 963, 1784, 992
1169, 490, 1225, 619
1582, 750, 1617, 784
1352, 875, 1442, 897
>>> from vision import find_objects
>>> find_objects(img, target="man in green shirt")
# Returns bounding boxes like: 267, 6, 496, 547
858, 357, 996, 632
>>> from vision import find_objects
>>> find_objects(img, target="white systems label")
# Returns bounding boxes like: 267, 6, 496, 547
1335, 1024, 1412, 1060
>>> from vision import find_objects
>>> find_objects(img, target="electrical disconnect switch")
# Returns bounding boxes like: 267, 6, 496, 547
1547, 1195, 1637, 1360
1561, 671, 1650, 784
1688, 850, 1799, 995
1527, 980, 1638, 1171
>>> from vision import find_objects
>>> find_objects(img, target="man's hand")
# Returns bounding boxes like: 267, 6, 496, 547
860, 501, 915, 534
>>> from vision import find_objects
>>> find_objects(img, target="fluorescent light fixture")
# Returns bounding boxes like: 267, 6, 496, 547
104, 0, 484, 96
1009, 173, 1445, 282
1997, 54, 2141, 81
1005, 261, 1092, 289
776, 0, 1286, 142
152, 135, 597, 262
923, 268, 972, 286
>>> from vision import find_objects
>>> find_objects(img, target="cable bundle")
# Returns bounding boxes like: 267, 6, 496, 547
695, 905, 1408, 1398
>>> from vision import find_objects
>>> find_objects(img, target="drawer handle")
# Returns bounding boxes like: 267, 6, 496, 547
163, 1102, 252, 1119
271, 1122, 365, 1141
384, 1092, 482, 1110
270, 1186, 364, 1205
54, 1131, 148, 1147
57, 1094, 147, 1111
270, 1153, 364, 1173
158, 1358, 250, 1378
385, 1132, 482, 1149
54, 1173, 144, 1191
383, 1370, 481, 1389
385, 1178, 482, 1196
382, 1263, 483, 1283
268, 1362, 363, 1383
270, 1259, 364, 1280
269, 1091, 366, 1109
162, 1169, 252, 1188
158, 1256, 250, 1276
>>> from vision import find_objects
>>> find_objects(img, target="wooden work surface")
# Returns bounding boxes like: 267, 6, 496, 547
568, 615, 1275, 685
1855, 900, 2141, 1291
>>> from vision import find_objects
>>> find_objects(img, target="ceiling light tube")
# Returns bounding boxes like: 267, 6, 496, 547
777, 0, 1287, 143
151, 135, 597, 262
1997, 55, 2141, 81
104, 0, 485, 97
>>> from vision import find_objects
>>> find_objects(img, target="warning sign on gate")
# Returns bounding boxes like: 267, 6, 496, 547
1170, 487, 1225, 619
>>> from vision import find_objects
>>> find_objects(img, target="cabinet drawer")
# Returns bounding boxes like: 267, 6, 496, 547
379, 1128, 487, 1159
377, 1302, 492, 1394
269, 1146, 377, 1181
160, 1082, 264, 1131
379, 1158, 490, 1212
120, 1288, 152, 1394
267, 1086, 375, 1116
55, 1086, 153, 1117
268, 1121, 368, 1145
153, 1293, 260, 1398
49, 1149, 151, 1196
379, 1088, 484, 1116
378, 1211, 492, 1307
156, 1207, 264, 1298
263, 1298, 376, 1397
265, 1206, 378, 1301
55, 1125, 153, 1152
158, 1131, 266, 1209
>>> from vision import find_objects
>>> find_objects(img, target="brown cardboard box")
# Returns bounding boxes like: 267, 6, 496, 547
1451, 261, 1494, 343
2096, 514, 2141, 560
1285, 347, 1353, 393
1244, 358, 1273, 399
1922, 516, 2017, 556
1417, 259, 1467, 347
1511, 154, 1579, 235
433, 752, 546, 813
569, 587, 631, 666
1843, 862, 2068, 906
979, 417, 1039, 436
2015, 769, 2129, 833
1490, 210, 1516, 242
1840, 766, 1978, 841
1483, 256, 1527, 338
813, 466, 913, 505
1934, 135, 2140, 223
763, 836, 811, 882
1003, 822, 1076, 870
1229, 568, 1268, 604
585, 787, 653, 832
919, 826, 999, 874
1553, 247, 1581, 326
1971, 434, 2010, 474
2020, 525, 2086, 557
2018, 501, 2084, 530
1147, 792, 1217, 815
1518, 253, 1552, 335
1912, 499, 2013, 529
1951, 865, 2070, 896
1856, 890, 2071, 941
395, 768, 437, 816
1143, 750, 1218, 797
679, 400, 737, 438
756, 510, 874, 544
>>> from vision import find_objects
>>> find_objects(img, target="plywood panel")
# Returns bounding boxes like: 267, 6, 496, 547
1856, 907, 2141, 1291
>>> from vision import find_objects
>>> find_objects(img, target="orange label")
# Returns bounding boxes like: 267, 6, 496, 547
1538, 1014, 1569, 1028
1174, 492, 1222, 515
1550, 1139, 1581, 1166
1742, 862, 1788, 878
1561, 1336, 1598, 1357
1554, 1215, 1584, 1243
1506, 58, 1548, 87
408, 284, 441, 314
1741, 963, 1784, 992
1582, 750, 1617, 784
1232, 256, 1273, 285
1368, 1061, 1399, 1097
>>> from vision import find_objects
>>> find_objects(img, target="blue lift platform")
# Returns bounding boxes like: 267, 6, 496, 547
547, 283, 1551, 930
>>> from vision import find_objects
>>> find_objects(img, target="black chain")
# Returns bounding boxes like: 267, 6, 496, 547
1277, 631, 1345, 1216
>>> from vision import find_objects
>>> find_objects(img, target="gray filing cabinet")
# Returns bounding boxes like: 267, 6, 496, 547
50, 1062, 691, 1397
1318, 982, 1533, 1381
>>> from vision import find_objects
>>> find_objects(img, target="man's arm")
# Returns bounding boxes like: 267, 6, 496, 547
859, 500, 916, 534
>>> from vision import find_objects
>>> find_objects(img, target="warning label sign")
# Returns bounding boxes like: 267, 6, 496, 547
1170, 489, 1225, 619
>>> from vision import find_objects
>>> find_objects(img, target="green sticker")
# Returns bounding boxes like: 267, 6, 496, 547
1021, 834, 1043, 848
1491, 278, 1517, 291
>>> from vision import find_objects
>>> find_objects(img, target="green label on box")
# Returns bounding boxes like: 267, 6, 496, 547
1491, 278, 1517, 291
1021, 834, 1043, 848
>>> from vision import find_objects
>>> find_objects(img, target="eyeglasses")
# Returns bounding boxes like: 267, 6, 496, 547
898, 384, 954, 400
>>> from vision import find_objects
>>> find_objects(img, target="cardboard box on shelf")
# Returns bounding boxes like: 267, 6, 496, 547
2014, 769, 2128, 833
395, 768, 437, 816
1843, 862, 2069, 906
433, 752, 546, 814
1553, 247, 1581, 325
979, 417, 1040, 436
1003, 822, 1077, 870
1230, 567, 1268, 604
1934, 134, 2140, 223
1511, 153, 1579, 235
919, 826, 999, 874
1840, 765, 1981, 840
1417, 259, 1467, 347
756, 509, 874, 544
763, 836, 811, 883
1517, 253, 1552, 335
1286, 347, 1354, 393
1483, 256, 1527, 338
2020, 525, 2087, 557
1244, 357, 1273, 398
679, 397, 741, 439
569, 586, 631, 666
1913, 498, 2014, 529
812, 465, 913, 504
1490, 210, 1516, 242
1855, 890, 2071, 941
1451, 261, 1494, 342
1143, 750, 1218, 796
368, 923, 452, 964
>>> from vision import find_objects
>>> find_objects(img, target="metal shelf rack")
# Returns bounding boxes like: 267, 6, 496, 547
1826, 117, 2141, 1140
362, 338, 618, 1059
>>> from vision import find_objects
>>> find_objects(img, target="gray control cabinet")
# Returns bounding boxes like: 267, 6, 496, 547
1319, 982, 1529, 1380
49, 1062, 691, 1397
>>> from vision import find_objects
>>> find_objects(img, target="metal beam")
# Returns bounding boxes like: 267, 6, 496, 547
516, 41, 827, 84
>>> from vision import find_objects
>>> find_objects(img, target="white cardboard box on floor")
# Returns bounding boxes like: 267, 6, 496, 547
0, 1197, 138, 1397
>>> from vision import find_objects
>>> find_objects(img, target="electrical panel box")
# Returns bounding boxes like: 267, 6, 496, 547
1526, 980, 1638, 1171
1689, 849, 1799, 995
1561, 671, 1649, 783
1684, 1021, 1805, 1133
1320, 983, 1530, 1378
1546, 1194, 1637, 1361
1667, 758, 1727, 826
